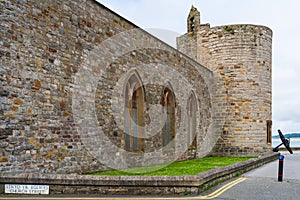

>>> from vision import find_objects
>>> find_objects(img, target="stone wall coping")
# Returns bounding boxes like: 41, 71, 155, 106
211, 23, 273, 32
0, 153, 279, 188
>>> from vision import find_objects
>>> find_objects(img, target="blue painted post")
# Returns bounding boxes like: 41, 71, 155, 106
278, 154, 284, 182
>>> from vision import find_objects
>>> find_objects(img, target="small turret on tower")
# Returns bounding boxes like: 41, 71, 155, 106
187, 6, 200, 33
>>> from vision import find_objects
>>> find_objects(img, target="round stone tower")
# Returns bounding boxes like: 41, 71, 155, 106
177, 6, 273, 156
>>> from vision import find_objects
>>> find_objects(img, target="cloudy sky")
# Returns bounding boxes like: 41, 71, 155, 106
97, 0, 300, 135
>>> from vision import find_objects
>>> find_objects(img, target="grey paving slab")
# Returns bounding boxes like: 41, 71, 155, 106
246, 151, 300, 180
206, 151, 300, 199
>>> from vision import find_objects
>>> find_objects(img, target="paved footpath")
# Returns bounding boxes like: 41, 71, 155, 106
1, 151, 299, 200
200, 150, 300, 200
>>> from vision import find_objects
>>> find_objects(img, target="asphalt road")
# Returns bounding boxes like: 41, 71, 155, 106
205, 177, 300, 200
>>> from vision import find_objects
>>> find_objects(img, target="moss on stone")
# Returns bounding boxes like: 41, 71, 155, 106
224, 26, 235, 35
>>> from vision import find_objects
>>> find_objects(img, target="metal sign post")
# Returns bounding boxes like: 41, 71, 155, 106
278, 154, 284, 182
273, 129, 293, 182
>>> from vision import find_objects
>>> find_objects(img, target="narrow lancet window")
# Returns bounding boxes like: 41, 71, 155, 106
162, 86, 176, 149
187, 91, 197, 148
124, 72, 144, 152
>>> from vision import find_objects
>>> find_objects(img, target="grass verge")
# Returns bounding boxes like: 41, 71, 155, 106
87, 156, 256, 176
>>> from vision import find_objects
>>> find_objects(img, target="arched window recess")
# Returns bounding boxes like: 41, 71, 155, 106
124, 71, 145, 152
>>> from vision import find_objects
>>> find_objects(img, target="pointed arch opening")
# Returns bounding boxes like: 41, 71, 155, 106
161, 85, 176, 150
187, 91, 197, 149
124, 71, 144, 152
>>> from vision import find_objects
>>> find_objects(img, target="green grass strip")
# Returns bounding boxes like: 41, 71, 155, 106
87, 156, 256, 176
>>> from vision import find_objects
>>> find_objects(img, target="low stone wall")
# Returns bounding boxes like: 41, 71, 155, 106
0, 153, 279, 196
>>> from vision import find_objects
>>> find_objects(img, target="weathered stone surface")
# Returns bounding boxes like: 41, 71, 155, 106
0, 157, 8, 163
0, 1, 272, 174
177, 7, 272, 156
0, 0, 215, 173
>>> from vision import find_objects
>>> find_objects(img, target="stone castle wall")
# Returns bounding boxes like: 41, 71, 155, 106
0, 0, 217, 173
177, 22, 273, 155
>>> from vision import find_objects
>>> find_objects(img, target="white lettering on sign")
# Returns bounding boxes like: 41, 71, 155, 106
5, 184, 49, 194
